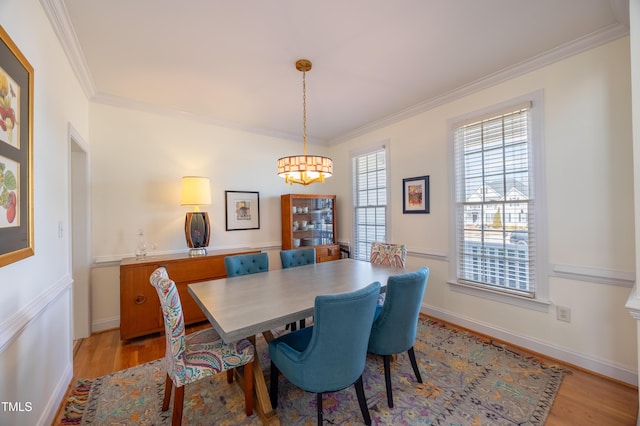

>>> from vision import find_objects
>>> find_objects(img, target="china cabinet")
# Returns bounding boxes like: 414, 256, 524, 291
281, 194, 340, 263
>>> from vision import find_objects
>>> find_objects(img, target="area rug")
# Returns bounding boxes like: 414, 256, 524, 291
59, 318, 566, 425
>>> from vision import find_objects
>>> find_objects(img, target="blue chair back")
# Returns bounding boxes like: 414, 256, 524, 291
224, 252, 269, 277
368, 267, 429, 355
270, 281, 381, 393
280, 248, 316, 269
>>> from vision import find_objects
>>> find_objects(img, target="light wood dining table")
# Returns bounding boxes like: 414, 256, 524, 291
188, 258, 404, 425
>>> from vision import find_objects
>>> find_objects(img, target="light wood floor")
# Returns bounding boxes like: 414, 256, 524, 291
54, 318, 638, 425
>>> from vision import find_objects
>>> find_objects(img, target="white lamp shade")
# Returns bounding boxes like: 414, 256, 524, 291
181, 176, 211, 206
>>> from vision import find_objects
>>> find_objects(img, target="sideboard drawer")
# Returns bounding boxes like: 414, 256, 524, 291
163, 256, 227, 282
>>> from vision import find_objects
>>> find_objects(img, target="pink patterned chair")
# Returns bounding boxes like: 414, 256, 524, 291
370, 242, 407, 305
150, 267, 255, 426
370, 242, 407, 268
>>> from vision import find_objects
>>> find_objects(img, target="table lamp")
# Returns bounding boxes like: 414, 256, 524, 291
181, 176, 211, 256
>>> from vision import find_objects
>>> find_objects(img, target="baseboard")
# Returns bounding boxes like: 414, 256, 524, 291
38, 359, 72, 426
422, 304, 638, 386
92, 316, 120, 333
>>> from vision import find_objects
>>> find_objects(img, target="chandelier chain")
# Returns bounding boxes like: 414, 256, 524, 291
302, 70, 307, 155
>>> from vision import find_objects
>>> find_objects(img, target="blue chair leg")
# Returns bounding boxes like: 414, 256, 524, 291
382, 355, 393, 408
354, 375, 372, 425
316, 393, 323, 424
270, 362, 279, 408
408, 347, 423, 383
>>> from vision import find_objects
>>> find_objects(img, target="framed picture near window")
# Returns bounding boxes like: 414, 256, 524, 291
225, 191, 260, 231
0, 25, 34, 267
403, 175, 429, 214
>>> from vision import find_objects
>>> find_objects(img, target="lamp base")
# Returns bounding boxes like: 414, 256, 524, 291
185, 211, 211, 255
188, 247, 207, 257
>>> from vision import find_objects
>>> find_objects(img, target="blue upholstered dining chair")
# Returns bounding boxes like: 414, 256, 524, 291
149, 267, 255, 426
280, 247, 316, 268
367, 267, 429, 408
280, 247, 316, 330
224, 252, 269, 277
269, 281, 381, 425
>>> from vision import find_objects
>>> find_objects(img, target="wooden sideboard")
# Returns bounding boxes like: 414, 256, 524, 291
119, 248, 259, 340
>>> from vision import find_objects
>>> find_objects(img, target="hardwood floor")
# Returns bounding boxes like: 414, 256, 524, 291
54, 319, 638, 425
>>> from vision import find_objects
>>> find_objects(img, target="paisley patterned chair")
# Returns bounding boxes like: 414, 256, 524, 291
150, 267, 255, 426
369, 241, 407, 268
370, 242, 407, 305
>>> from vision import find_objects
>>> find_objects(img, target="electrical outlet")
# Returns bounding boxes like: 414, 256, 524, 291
556, 305, 571, 323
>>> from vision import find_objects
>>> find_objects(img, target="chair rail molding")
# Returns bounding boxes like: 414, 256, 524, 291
625, 284, 640, 320
407, 247, 448, 262
0, 273, 73, 352
551, 264, 635, 288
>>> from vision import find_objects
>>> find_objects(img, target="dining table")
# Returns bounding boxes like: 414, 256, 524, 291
188, 258, 404, 425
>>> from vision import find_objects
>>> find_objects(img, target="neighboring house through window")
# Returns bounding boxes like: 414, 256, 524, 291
352, 144, 388, 261
449, 91, 549, 309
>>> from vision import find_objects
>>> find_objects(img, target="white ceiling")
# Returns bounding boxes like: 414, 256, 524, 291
48, 0, 629, 144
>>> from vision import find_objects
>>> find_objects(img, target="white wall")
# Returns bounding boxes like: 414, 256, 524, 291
0, 0, 90, 424
88, 102, 330, 330
625, 0, 640, 408
330, 37, 637, 384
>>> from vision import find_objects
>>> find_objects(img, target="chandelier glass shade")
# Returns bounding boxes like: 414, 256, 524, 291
277, 154, 333, 185
278, 59, 333, 186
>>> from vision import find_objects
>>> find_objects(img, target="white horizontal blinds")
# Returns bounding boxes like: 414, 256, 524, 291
353, 148, 387, 261
454, 105, 535, 297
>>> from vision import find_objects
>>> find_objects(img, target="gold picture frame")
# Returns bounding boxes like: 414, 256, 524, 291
0, 25, 34, 267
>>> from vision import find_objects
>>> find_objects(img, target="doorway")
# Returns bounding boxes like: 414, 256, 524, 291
69, 125, 91, 340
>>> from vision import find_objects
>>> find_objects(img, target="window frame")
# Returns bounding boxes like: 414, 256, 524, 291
350, 142, 390, 262
448, 91, 550, 311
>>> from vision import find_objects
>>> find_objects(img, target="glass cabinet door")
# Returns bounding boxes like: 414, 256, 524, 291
290, 196, 334, 247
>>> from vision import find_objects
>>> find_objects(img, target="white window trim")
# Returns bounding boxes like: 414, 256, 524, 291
447, 90, 550, 312
350, 140, 391, 260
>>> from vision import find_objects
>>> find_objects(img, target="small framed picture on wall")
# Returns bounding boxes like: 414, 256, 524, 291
225, 190, 260, 231
403, 175, 429, 214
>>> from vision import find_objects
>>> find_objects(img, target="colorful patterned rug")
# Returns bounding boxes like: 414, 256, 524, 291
59, 318, 566, 425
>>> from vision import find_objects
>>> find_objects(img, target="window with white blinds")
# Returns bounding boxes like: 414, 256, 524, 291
352, 148, 387, 261
453, 102, 537, 298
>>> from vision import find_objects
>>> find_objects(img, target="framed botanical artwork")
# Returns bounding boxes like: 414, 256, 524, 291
0, 25, 34, 267
403, 175, 430, 214
225, 191, 260, 231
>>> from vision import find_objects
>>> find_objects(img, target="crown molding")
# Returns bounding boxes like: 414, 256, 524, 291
40, 0, 96, 98
609, 0, 630, 28
41, 0, 629, 147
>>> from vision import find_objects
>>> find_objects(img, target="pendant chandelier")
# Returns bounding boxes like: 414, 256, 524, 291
277, 59, 333, 185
